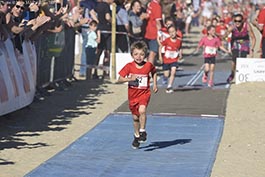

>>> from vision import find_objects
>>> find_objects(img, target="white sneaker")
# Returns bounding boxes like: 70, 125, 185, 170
166, 87, 173, 93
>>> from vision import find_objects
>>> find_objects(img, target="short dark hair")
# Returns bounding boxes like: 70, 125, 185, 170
207, 25, 215, 32
130, 41, 148, 56
167, 24, 176, 32
89, 20, 98, 26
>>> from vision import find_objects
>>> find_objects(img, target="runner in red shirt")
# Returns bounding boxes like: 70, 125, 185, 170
145, 0, 162, 64
118, 41, 158, 149
253, 1, 265, 58
158, 25, 182, 93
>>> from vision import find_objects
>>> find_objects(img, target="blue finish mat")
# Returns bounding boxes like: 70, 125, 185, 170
26, 114, 224, 177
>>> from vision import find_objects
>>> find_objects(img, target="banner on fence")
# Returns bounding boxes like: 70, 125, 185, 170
110, 53, 133, 80
0, 39, 36, 116
236, 58, 265, 84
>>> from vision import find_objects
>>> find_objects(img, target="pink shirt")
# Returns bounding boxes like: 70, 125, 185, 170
199, 36, 221, 58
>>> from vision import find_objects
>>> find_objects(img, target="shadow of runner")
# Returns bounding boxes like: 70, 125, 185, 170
140, 139, 192, 151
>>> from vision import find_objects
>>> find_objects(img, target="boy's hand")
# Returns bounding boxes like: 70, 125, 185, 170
128, 74, 137, 81
153, 85, 158, 93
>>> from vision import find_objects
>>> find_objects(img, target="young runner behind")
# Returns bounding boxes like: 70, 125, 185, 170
158, 25, 182, 93
195, 25, 230, 87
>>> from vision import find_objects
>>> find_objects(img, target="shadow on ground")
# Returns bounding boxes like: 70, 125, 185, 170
0, 79, 113, 165
140, 139, 192, 151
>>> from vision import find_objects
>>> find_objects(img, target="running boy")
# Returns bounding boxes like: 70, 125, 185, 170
195, 25, 230, 87
118, 41, 158, 149
158, 25, 182, 93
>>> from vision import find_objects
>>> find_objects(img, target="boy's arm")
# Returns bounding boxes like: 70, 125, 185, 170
117, 75, 136, 83
151, 72, 158, 93
158, 40, 163, 63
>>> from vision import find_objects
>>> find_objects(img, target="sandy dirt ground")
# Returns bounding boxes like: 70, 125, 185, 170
211, 83, 265, 177
0, 79, 128, 177
0, 26, 264, 177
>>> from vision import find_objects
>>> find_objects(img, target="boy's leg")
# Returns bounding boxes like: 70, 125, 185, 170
132, 114, 140, 149
163, 70, 169, 85
132, 114, 140, 136
138, 105, 147, 143
168, 66, 177, 88
138, 105, 147, 131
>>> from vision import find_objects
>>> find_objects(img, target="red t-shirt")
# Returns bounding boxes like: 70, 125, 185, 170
161, 37, 182, 63
119, 61, 156, 100
258, 8, 265, 37
215, 24, 227, 38
223, 17, 232, 26
145, 0, 162, 40
202, 28, 207, 35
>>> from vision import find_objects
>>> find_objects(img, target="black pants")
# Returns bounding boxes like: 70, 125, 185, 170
116, 25, 129, 53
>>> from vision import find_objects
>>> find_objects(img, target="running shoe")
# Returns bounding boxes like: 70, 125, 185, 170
226, 74, 234, 83
166, 87, 174, 93
202, 73, 208, 83
132, 136, 140, 149
139, 131, 147, 143
208, 80, 214, 87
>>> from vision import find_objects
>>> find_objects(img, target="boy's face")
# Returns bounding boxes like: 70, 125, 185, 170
132, 48, 145, 64
168, 27, 177, 39
90, 24, 97, 31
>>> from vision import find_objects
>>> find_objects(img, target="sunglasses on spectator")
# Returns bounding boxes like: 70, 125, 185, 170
15, 4, 24, 10
234, 20, 242, 23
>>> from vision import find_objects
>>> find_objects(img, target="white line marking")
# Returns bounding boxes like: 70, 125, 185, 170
201, 114, 220, 117
185, 64, 205, 86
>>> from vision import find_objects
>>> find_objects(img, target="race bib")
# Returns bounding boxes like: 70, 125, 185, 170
205, 46, 217, 55
128, 75, 148, 89
220, 30, 225, 35
165, 50, 179, 59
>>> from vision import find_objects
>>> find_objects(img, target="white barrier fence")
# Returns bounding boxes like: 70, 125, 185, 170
236, 58, 265, 84
0, 39, 36, 116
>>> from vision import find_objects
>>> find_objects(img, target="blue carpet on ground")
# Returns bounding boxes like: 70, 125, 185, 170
25, 114, 224, 177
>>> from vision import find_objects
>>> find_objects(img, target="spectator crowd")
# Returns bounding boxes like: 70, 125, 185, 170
0, 0, 264, 82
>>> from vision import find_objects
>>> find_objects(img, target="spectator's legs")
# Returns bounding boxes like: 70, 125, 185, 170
147, 39, 158, 64
79, 30, 88, 77
148, 51, 156, 64
93, 48, 103, 78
